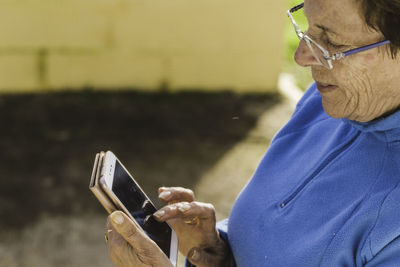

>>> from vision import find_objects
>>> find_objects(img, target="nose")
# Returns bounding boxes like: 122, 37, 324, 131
294, 38, 320, 67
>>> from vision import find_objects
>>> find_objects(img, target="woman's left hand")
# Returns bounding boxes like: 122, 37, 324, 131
106, 211, 173, 267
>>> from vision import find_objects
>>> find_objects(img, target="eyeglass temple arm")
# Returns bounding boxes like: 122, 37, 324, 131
290, 2, 304, 12
333, 40, 391, 60
287, 3, 305, 37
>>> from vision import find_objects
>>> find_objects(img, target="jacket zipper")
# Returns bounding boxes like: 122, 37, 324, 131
280, 132, 361, 208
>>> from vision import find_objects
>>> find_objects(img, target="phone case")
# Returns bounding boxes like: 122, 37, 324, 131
89, 151, 117, 214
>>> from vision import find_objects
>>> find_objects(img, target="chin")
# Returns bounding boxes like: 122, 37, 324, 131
321, 101, 346, 119
323, 106, 370, 122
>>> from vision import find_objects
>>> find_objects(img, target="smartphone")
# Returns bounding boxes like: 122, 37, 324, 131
100, 151, 178, 266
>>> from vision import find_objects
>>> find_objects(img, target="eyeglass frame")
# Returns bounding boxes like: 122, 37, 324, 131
287, 2, 391, 69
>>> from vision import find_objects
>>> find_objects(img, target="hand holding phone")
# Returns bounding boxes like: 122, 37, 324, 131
89, 151, 178, 266
107, 210, 175, 267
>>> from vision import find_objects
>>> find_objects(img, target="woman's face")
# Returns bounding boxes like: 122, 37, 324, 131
295, 0, 400, 122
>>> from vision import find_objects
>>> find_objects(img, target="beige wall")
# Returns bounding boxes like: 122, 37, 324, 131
0, 0, 286, 93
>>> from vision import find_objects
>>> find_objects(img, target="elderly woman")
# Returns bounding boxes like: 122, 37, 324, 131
105, 0, 400, 266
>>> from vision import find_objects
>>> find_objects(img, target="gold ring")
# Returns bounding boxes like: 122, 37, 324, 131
105, 229, 112, 243
184, 216, 198, 225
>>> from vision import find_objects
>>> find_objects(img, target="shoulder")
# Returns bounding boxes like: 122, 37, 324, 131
273, 82, 334, 139
291, 82, 328, 123
294, 82, 320, 111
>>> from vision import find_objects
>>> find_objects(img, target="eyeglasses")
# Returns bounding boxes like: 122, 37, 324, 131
287, 2, 391, 69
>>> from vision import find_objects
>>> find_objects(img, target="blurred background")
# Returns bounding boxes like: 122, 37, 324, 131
0, 0, 312, 266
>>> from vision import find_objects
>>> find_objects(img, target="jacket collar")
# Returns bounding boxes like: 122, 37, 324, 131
343, 109, 400, 142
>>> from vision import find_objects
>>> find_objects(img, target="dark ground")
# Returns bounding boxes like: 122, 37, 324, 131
0, 89, 286, 266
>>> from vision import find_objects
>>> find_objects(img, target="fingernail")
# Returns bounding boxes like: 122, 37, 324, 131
178, 203, 191, 213
153, 210, 165, 219
159, 191, 171, 200
192, 249, 200, 261
111, 212, 124, 225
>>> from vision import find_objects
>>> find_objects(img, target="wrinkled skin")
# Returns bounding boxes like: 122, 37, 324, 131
154, 187, 229, 266
106, 187, 229, 267
295, 0, 400, 122
106, 211, 173, 267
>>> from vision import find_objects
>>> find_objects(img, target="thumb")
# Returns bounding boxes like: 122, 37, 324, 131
187, 247, 223, 267
110, 211, 150, 250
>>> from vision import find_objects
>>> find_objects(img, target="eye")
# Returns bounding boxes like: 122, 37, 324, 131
325, 38, 345, 49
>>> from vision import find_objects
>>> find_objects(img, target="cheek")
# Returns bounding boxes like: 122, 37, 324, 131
329, 62, 372, 105
361, 51, 379, 64
335, 56, 373, 90
337, 62, 382, 112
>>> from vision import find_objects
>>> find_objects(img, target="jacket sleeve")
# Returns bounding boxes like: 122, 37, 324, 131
364, 235, 400, 266
185, 219, 237, 267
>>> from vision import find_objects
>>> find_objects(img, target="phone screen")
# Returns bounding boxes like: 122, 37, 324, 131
111, 161, 172, 256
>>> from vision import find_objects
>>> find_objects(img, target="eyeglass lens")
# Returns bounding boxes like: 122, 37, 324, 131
291, 5, 333, 69
304, 37, 332, 69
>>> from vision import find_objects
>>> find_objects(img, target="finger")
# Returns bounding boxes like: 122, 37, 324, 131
106, 217, 116, 246
153, 202, 182, 222
106, 215, 126, 246
108, 229, 135, 266
109, 211, 154, 251
158, 187, 195, 203
187, 247, 223, 267
106, 216, 129, 264
154, 202, 216, 228
106, 216, 113, 231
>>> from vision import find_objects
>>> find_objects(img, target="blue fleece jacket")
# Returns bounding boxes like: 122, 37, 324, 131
186, 83, 400, 266
222, 83, 400, 266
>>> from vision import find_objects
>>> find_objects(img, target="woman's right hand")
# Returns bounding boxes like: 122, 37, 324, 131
153, 187, 230, 267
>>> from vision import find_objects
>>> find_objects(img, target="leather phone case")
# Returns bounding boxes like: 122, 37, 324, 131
89, 151, 117, 214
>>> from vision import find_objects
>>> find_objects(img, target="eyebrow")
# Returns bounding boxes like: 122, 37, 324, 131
316, 24, 338, 35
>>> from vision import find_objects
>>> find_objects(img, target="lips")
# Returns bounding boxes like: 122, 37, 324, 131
316, 82, 338, 93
